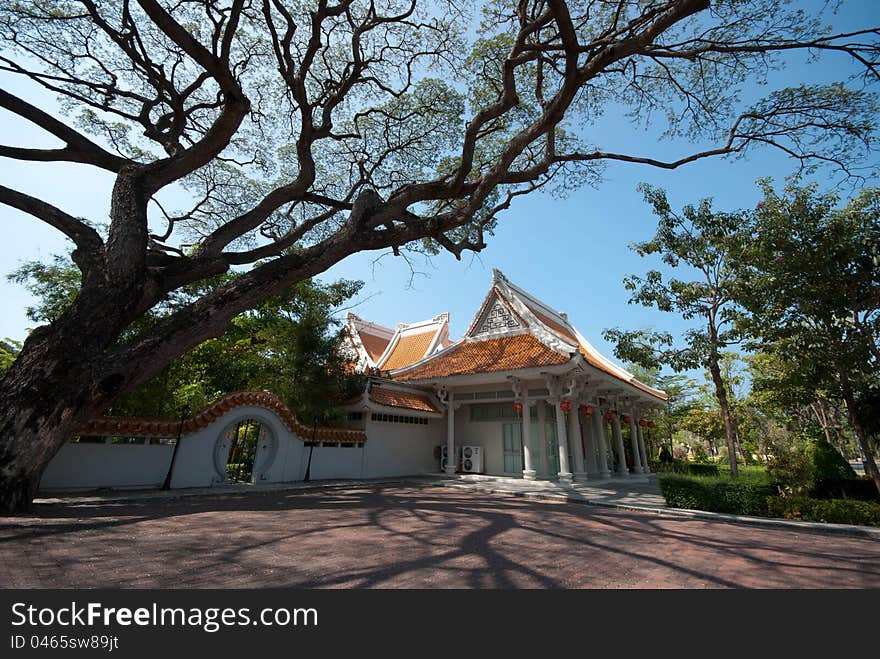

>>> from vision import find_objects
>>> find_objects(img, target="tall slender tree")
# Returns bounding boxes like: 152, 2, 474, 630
604, 184, 749, 476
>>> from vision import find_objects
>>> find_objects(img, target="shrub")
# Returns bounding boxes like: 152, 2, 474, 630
766, 437, 813, 495
811, 477, 880, 502
659, 474, 774, 516
767, 496, 880, 527
805, 439, 856, 482
651, 460, 719, 477
691, 444, 710, 464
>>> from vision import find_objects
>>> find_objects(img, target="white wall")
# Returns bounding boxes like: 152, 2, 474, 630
362, 417, 442, 477
454, 408, 506, 475
302, 444, 364, 480
39, 442, 173, 491
39, 404, 448, 492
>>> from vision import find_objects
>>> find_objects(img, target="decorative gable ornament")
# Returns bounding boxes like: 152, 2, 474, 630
476, 297, 520, 335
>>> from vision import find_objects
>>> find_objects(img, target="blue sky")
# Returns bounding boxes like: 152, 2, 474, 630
2, 1, 879, 379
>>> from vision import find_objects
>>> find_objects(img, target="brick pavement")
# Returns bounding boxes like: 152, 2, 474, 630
1, 485, 878, 588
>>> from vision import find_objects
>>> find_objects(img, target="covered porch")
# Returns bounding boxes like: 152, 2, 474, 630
430, 363, 661, 483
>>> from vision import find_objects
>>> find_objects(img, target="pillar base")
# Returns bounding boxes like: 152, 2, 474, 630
616, 468, 630, 477
599, 471, 612, 479
445, 466, 457, 476
522, 469, 537, 480
573, 472, 589, 483
631, 466, 644, 475
557, 472, 574, 484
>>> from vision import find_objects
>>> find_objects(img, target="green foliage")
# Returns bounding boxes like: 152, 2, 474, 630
680, 407, 726, 448
659, 473, 775, 516
0, 338, 21, 376
805, 438, 856, 483
735, 183, 880, 468
765, 434, 815, 496
766, 496, 880, 527
110, 278, 364, 424
767, 435, 861, 497
10, 252, 364, 423
7, 254, 82, 323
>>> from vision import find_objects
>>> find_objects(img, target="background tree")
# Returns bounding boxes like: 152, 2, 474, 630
653, 372, 698, 459
604, 185, 751, 476
735, 182, 880, 494
1, 1, 879, 511
10, 253, 363, 422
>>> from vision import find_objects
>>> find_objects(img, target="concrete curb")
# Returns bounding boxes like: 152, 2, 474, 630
430, 480, 880, 539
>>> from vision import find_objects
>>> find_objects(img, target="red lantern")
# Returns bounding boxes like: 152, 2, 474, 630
639, 419, 647, 427
513, 401, 523, 414
560, 400, 572, 413
604, 410, 616, 422
621, 414, 632, 424
647, 421, 655, 429
579, 404, 593, 417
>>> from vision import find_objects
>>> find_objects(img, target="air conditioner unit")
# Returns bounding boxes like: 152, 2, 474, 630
440, 445, 461, 472
461, 445, 483, 473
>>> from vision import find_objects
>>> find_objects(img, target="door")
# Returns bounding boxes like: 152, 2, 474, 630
502, 423, 523, 475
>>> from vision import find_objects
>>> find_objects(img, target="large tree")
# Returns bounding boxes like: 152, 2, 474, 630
1, 1, 879, 511
735, 182, 880, 494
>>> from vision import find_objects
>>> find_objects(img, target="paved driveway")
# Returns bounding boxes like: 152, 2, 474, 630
1, 485, 877, 588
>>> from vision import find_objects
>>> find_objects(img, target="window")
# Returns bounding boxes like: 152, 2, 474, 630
370, 413, 429, 425
347, 412, 364, 421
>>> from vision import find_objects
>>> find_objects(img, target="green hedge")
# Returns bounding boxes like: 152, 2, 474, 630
650, 460, 720, 477
767, 496, 880, 527
659, 474, 774, 516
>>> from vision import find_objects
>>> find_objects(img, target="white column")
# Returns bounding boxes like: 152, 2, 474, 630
611, 413, 629, 477
582, 409, 599, 478
521, 394, 536, 480
637, 422, 651, 473
592, 411, 611, 478
569, 404, 586, 482
553, 401, 573, 483
445, 391, 456, 476
536, 400, 547, 478
629, 416, 644, 474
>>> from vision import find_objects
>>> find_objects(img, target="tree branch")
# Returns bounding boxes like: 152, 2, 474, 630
0, 89, 128, 172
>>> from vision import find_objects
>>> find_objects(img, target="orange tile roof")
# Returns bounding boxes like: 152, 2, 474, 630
78, 390, 367, 442
528, 306, 667, 400
395, 334, 567, 381
380, 330, 437, 370
358, 331, 391, 362
369, 386, 441, 413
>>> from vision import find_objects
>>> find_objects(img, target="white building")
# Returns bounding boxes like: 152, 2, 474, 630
39, 269, 664, 492
344, 269, 666, 482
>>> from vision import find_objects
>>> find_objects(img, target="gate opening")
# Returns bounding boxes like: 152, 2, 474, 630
226, 418, 264, 483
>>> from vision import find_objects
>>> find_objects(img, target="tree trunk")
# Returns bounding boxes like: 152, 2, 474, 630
0, 324, 117, 513
837, 366, 880, 496
707, 351, 739, 478
810, 401, 834, 445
